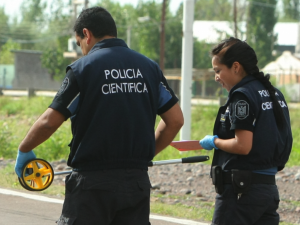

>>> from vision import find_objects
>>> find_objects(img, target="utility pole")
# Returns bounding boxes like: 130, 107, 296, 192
84, 0, 89, 9
234, 0, 238, 38
73, 0, 89, 19
127, 26, 131, 48
180, 0, 194, 141
159, 0, 167, 71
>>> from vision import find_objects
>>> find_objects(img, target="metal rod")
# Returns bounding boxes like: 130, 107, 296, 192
151, 159, 182, 166
52, 156, 209, 175
54, 171, 72, 175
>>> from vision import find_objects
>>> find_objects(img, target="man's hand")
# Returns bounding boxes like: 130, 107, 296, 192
200, 135, 219, 150
15, 150, 36, 177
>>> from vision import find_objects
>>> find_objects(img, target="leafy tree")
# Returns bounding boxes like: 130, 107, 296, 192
0, 7, 10, 49
194, 0, 232, 21
10, 0, 48, 50
246, 0, 278, 68
133, 1, 162, 61
175, 0, 232, 21
193, 41, 213, 69
41, 0, 73, 80
41, 44, 72, 80
0, 39, 21, 64
282, 0, 300, 21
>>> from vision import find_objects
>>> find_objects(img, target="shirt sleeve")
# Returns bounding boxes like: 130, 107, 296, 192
49, 69, 80, 120
157, 73, 178, 115
229, 92, 255, 132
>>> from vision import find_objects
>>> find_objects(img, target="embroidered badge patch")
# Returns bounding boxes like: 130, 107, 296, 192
235, 100, 249, 120
57, 77, 69, 96
56, 214, 76, 225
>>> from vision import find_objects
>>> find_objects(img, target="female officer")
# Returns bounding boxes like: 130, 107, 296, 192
199, 37, 292, 225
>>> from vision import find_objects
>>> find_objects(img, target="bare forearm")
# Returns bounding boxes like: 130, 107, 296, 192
19, 120, 58, 152
154, 103, 184, 156
214, 138, 244, 154
19, 108, 65, 152
214, 130, 253, 155
155, 119, 182, 156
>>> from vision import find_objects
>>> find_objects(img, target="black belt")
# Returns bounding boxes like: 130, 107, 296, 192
223, 171, 276, 185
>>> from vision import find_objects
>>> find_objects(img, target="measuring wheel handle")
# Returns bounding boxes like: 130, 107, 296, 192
18, 158, 54, 191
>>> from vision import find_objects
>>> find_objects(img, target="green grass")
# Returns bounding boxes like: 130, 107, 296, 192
151, 202, 214, 222
0, 96, 299, 165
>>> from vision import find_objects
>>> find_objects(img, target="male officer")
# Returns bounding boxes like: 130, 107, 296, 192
15, 6, 183, 225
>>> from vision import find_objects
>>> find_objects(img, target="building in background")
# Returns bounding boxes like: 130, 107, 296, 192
11, 50, 60, 90
0, 65, 14, 88
263, 51, 300, 102
193, 21, 299, 56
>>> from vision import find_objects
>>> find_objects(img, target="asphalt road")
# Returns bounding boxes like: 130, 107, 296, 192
0, 188, 208, 225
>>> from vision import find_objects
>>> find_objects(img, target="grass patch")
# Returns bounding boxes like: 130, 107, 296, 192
150, 201, 214, 222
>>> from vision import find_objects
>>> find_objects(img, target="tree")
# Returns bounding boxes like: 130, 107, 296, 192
194, 0, 232, 21
0, 7, 10, 49
282, 0, 300, 21
41, 0, 73, 80
41, 45, 72, 80
0, 39, 21, 64
9, 0, 48, 50
133, 1, 162, 62
193, 41, 213, 69
246, 0, 278, 68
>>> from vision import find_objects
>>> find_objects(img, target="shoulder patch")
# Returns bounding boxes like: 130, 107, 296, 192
57, 77, 69, 96
235, 100, 249, 120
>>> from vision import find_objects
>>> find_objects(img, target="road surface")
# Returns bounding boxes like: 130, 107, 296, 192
0, 188, 208, 225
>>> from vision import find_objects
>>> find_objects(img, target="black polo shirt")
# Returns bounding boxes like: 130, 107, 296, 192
49, 38, 178, 171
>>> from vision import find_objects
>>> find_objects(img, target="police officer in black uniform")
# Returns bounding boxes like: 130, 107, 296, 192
199, 37, 292, 225
14, 6, 184, 225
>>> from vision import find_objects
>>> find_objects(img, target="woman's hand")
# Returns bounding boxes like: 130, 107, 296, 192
200, 135, 219, 150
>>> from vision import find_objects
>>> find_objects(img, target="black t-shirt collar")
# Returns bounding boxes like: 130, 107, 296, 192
88, 38, 128, 55
228, 75, 256, 97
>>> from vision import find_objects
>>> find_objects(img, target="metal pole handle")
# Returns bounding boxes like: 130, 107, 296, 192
54, 156, 210, 174
148, 155, 209, 167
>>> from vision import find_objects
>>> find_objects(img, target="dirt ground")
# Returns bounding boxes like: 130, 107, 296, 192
2, 159, 300, 224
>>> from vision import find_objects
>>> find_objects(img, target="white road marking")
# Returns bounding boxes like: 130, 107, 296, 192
0, 188, 209, 225
0, 188, 64, 204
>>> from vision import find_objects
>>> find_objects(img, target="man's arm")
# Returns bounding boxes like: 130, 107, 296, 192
155, 103, 184, 156
19, 108, 65, 152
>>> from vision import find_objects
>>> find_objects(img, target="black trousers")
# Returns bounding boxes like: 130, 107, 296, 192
56, 169, 152, 225
212, 184, 280, 225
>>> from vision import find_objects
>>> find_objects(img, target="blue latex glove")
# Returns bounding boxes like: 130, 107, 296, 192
15, 150, 36, 177
200, 135, 219, 150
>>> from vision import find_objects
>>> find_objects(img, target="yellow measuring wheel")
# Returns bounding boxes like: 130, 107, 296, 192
18, 159, 54, 191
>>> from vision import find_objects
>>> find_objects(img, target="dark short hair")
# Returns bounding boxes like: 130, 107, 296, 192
211, 37, 258, 74
74, 6, 117, 39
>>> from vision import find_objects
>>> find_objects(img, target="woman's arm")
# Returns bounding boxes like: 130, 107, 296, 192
214, 129, 253, 155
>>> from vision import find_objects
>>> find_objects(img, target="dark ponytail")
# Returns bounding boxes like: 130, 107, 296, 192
251, 69, 284, 129
211, 37, 285, 129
